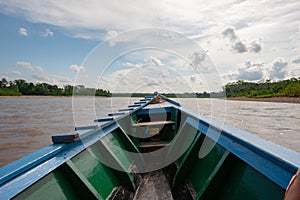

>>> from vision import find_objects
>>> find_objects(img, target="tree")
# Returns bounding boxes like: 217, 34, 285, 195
0, 78, 8, 88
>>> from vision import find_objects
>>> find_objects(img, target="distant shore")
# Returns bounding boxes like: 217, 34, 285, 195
226, 97, 300, 104
0, 95, 108, 98
1, 95, 300, 103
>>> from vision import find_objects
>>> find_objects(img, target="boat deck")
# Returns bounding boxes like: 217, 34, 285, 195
1, 94, 300, 199
134, 170, 173, 200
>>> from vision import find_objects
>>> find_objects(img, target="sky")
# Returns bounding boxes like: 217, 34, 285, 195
0, 0, 300, 93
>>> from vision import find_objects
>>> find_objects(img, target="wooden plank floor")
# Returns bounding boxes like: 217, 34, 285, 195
133, 170, 174, 200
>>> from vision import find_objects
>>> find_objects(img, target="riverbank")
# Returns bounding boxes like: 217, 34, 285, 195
2, 95, 300, 103
0, 95, 110, 98
226, 97, 300, 104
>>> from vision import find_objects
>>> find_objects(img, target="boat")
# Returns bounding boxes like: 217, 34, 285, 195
0, 93, 299, 199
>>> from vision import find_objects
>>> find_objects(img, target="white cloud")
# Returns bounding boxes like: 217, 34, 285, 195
15, 61, 43, 72
272, 57, 288, 69
69, 64, 85, 72
249, 38, 263, 53
222, 27, 237, 42
41, 28, 54, 37
236, 60, 265, 81
2, 0, 300, 84
10, 70, 22, 76
96, 64, 208, 93
0, 70, 22, 80
269, 57, 288, 79
31, 73, 48, 82
147, 56, 163, 66
224, 57, 295, 82
222, 27, 263, 54
232, 40, 248, 53
18, 27, 28, 36
2, 1, 296, 43
292, 56, 300, 64
106, 30, 118, 47
189, 50, 207, 70
122, 62, 141, 68
31, 73, 72, 86
190, 76, 196, 83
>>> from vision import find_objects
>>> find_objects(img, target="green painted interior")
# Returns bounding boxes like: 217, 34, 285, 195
172, 133, 203, 187
199, 158, 285, 199
189, 139, 228, 192
167, 122, 199, 167
69, 150, 118, 199
89, 130, 136, 189
172, 131, 286, 199
13, 127, 139, 199
11, 106, 287, 200
101, 131, 133, 170
13, 164, 97, 200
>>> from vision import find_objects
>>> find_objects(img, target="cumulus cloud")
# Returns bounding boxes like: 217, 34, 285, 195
31, 73, 72, 86
272, 57, 288, 69
189, 50, 207, 70
269, 57, 288, 79
222, 27, 237, 42
147, 56, 163, 66
69, 64, 85, 72
222, 27, 263, 54
292, 56, 300, 64
106, 30, 118, 47
18, 27, 28, 36
97, 63, 206, 93
15, 61, 43, 72
249, 38, 263, 53
225, 57, 295, 82
10, 70, 22, 76
232, 40, 247, 53
190, 76, 196, 83
236, 60, 265, 81
31, 73, 49, 82
41, 28, 54, 37
122, 62, 141, 68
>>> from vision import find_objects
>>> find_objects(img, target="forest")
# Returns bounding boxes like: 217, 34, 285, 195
0, 77, 299, 98
0, 78, 111, 96
224, 78, 300, 98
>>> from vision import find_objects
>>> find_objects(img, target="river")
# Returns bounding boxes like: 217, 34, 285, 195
0, 96, 299, 167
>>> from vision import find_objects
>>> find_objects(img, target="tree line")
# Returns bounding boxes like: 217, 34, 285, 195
224, 78, 300, 98
1, 77, 299, 98
0, 78, 111, 96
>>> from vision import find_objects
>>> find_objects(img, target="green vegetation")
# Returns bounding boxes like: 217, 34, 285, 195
0, 88, 22, 96
1, 77, 299, 98
225, 78, 300, 98
0, 78, 111, 97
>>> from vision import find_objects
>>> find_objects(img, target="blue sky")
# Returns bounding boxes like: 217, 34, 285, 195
0, 1, 299, 93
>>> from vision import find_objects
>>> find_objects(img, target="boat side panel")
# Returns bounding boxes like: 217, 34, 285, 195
170, 113, 287, 199
97, 129, 137, 189
11, 126, 139, 199
69, 149, 119, 199
182, 113, 297, 189
167, 121, 199, 167
188, 138, 228, 192
13, 163, 97, 200
200, 158, 284, 200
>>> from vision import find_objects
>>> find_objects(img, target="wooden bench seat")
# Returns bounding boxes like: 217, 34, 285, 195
132, 120, 175, 127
